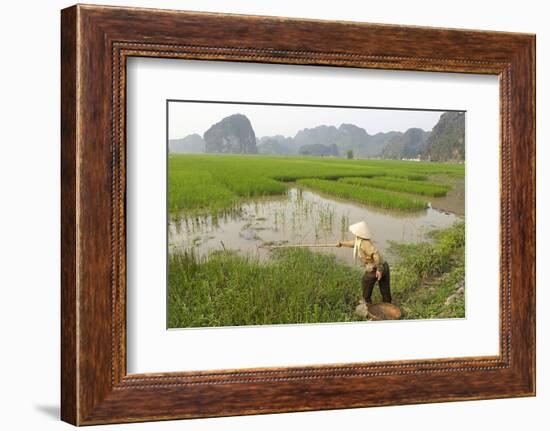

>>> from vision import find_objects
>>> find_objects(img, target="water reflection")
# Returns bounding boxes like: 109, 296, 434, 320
169, 188, 461, 266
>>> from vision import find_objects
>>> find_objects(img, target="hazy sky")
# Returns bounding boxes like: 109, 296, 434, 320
168, 101, 448, 140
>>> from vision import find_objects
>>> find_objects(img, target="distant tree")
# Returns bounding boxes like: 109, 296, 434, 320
346, 149, 354, 159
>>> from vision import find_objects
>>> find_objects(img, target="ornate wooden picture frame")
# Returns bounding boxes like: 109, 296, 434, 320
61, 4, 535, 425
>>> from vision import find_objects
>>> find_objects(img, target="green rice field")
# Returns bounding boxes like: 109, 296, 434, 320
168, 154, 463, 216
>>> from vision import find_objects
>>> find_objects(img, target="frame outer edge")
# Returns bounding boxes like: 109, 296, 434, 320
527, 35, 536, 395
518, 34, 536, 395
60, 4, 79, 426
502, 35, 536, 396
531, 35, 536, 396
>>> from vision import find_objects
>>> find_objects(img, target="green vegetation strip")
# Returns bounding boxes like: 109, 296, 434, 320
340, 176, 450, 197
167, 222, 465, 327
168, 155, 462, 215
297, 178, 427, 211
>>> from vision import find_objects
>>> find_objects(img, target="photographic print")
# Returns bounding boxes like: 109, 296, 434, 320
167, 101, 466, 328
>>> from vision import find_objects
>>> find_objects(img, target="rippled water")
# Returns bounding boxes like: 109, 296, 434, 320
169, 187, 461, 267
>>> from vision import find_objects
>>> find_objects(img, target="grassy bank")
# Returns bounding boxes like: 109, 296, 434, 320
168, 155, 463, 216
389, 221, 465, 319
168, 248, 362, 327
168, 222, 465, 327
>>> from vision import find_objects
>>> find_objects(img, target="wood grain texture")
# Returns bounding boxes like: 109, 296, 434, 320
60, 5, 78, 425
60, 4, 536, 425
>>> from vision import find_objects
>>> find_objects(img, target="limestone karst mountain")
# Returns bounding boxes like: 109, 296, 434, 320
203, 113, 258, 154
422, 112, 465, 162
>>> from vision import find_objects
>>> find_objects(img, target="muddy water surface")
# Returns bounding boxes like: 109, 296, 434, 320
169, 188, 461, 267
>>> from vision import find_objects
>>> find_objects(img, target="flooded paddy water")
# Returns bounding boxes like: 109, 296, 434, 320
169, 187, 462, 268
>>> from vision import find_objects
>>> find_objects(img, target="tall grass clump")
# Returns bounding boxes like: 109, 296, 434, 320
168, 248, 363, 328
340, 177, 450, 197
388, 221, 465, 319
297, 178, 427, 211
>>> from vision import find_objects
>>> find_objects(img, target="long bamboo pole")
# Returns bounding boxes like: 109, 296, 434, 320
261, 243, 339, 249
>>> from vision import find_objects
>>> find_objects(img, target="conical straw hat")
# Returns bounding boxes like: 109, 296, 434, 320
349, 221, 371, 239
